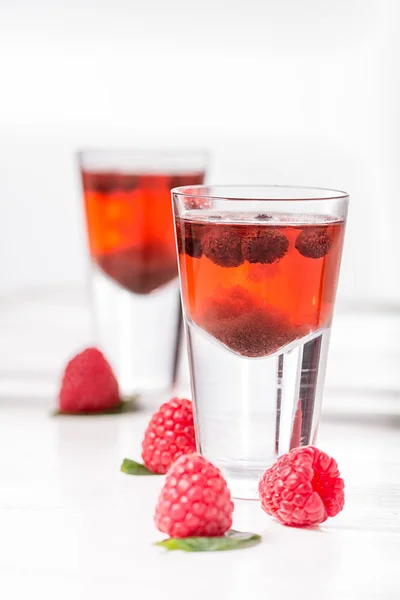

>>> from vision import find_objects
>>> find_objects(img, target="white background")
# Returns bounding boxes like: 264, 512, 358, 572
0, 0, 399, 307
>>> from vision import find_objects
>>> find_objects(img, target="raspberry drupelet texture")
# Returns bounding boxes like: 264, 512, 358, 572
155, 454, 234, 538
295, 228, 332, 259
242, 229, 289, 264
198, 286, 307, 358
141, 398, 196, 474
202, 227, 244, 268
258, 446, 345, 527
177, 222, 205, 258
59, 347, 120, 413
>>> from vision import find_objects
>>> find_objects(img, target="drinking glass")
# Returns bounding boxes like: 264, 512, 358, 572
79, 149, 207, 400
172, 185, 349, 498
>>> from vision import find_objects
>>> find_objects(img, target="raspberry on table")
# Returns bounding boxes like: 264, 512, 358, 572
258, 446, 345, 527
202, 227, 244, 268
295, 228, 332, 259
141, 398, 196, 474
242, 228, 289, 264
59, 347, 120, 413
154, 453, 234, 538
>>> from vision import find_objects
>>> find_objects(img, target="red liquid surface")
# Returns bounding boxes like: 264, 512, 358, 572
83, 172, 204, 294
177, 215, 345, 358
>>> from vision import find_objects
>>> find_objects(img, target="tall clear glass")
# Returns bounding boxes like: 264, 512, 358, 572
172, 185, 349, 499
78, 150, 207, 400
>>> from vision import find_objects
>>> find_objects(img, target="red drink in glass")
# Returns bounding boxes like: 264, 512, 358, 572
177, 217, 345, 358
83, 172, 204, 295
172, 185, 348, 499
79, 151, 206, 399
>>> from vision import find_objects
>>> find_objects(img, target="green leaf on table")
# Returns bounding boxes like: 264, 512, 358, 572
120, 458, 158, 476
155, 529, 261, 552
52, 397, 138, 417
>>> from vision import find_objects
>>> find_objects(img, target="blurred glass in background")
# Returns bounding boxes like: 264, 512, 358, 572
0, 0, 399, 411
79, 149, 206, 400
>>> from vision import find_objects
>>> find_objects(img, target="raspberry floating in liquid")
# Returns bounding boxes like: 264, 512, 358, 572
141, 397, 196, 474
242, 228, 289, 264
185, 224, 206, 258
258, 446, 345, 527
202, 227, 244, 268
82, 171, 118, 194
154, 453, 234, 538
199, 287, 307, 358
295, 228, 332, 259
176, 222, 206, 258
203, 307, 304, 358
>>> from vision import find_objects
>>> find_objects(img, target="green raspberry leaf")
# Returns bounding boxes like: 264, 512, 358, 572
155, 530, 261, 552
120, 458, 158, 476
52, 397, 138, 417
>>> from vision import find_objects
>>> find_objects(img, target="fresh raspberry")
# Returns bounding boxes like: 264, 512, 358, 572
141, 398, 196, 474
242, 228, 289, 264
59, 347, 120, 413
154, 454, 234, 538
295, 228, 332, 259
202, 227, 244, 268
258, 446, 345, 527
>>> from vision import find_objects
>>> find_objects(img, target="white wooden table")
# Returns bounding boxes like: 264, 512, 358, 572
0, 288, 399, 598
0, 395, 399, 600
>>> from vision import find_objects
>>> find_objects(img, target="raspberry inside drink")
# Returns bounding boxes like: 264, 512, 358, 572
177, 214, 345, 358
83, 172, 204, 294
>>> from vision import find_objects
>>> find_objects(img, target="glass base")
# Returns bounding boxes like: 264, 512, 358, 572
218, 463, 265, 500
90, 267, 181, 398
186, 322, 332, 500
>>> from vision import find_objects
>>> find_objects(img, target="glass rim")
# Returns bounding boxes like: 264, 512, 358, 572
77, 147, 209, 160
172, 184, 349, 202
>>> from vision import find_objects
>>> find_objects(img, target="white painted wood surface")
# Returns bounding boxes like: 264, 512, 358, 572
0, 288, 399, 598
0, 397, 399, 600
